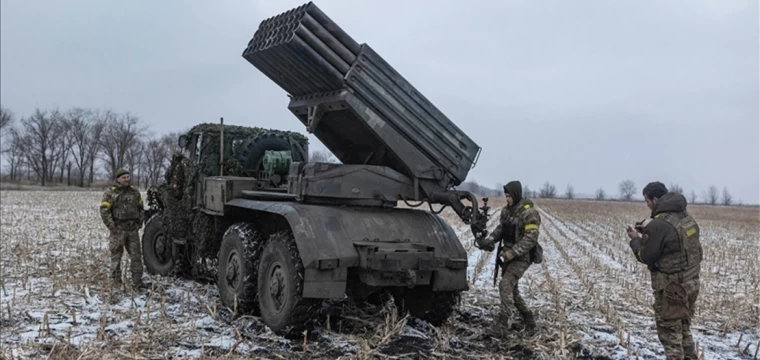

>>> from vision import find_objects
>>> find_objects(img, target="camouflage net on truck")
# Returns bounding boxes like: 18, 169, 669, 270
182, 122, 310, 178
147, 123, 310, 278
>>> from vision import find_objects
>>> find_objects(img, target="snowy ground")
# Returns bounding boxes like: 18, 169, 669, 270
0, 191, 758, 359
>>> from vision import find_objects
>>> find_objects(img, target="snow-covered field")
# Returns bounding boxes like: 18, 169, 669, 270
1, 191, 758, 359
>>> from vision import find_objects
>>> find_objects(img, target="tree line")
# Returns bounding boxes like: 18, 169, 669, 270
0, 105, 343, 189
529, 180, 739, 206
459, 178, 741, 206
0, 105, 180, 188
0, 105, 746, 205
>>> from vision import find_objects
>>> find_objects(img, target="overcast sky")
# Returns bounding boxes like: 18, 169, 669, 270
1, 1, 758, 204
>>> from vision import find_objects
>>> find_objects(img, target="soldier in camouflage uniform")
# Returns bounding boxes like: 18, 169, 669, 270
628, 182, 702, 360
476, 180, 542, 338
100, 168, 146, 289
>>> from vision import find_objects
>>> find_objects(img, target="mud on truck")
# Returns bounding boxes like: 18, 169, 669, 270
141, 1, 491, 338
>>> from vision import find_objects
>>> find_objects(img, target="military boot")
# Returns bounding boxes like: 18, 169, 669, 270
131, 279, 147, 291
110, 272, 122, 289
511, 312, 536, 335
487, 312, 510, 339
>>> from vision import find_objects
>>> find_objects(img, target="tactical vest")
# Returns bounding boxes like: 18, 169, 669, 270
501, 201, 543, 264
653, 211, 703, 274
502, 203, 530, 245
112, 186, 141, 221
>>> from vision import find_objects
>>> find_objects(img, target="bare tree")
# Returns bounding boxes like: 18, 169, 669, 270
161, 131, 183, 154
539, 181, 556, 198
524, 185, 533, 198
50, 110, 74, 185
159, 132, 184, 172
722, 187, 732, 206
66, 161, 73, 186
100, 111, 144, 179
669, 183, 683, 194
145, 138, 170, 186
619, 179, 636, 201
705, 186, 719, 205
86, 117, 106, 187
0, 106, 13, 153
565, 184, 575, 200
126, 139, 145, 188
1, 106, 16, 177
5, 129, 25, 180
0, 106, 12, 132
689, 190, 698, 204
309, 149, 339, 163
67, 108, 96, 187
16, 109, 58, 186
595, 187, 606, 200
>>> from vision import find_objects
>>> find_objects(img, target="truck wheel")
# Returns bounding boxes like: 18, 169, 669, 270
257, 230, 319, 338
401, 288, 460, 327
217, 223, 265, 315
142, 214, 174, 276
237, 132, 305, 172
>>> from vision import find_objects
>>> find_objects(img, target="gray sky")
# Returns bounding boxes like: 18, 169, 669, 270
2, 0, 758, 204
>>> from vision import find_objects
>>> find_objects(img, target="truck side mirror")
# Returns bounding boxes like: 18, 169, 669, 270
178, 135, 188, 149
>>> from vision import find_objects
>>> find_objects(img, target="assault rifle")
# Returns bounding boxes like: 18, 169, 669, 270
493, 237, 503, 287
492, 223, 516, 287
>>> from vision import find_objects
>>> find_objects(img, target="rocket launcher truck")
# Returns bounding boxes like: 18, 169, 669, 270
141, 2, 491, 337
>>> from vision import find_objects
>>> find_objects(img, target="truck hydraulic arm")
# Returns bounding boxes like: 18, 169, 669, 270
429, 191, 490, 242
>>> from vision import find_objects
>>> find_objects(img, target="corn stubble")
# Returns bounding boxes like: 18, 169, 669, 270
0, 192, 757, 359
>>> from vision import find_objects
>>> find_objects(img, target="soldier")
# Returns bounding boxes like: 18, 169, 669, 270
627, 181, 702, 359
476, 180, 542, 338
100, 168, 146, 289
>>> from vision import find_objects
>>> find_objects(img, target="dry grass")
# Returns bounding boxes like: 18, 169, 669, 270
1, 191, 757, 359
533, 198, 760, 358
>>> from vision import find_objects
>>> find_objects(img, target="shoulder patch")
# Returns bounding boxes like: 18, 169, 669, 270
111, 186, 116, 190
523, 204, 531, 209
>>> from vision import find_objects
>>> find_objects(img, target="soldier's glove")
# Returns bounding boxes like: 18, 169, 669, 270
475, 236, 495, 252
500, 249, 516, 262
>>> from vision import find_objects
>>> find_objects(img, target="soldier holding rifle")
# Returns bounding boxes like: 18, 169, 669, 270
476, 180, 543, 339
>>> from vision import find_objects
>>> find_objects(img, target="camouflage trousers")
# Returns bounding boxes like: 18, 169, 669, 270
495, 259, 533, 331
653, 276, 700, 360
109, 228, 143, 285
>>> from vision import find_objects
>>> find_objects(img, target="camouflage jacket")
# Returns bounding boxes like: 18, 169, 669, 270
629, 192, 702, 277
100, 182, 144, 231
488, 198, 541, 262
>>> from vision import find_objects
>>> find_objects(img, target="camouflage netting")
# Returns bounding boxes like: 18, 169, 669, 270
183, 122, 310, 178
155, 154, 196, 275
148, 123, 310, 279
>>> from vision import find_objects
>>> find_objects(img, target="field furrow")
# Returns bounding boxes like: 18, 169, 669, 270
538, 199, 760, 360
2, 192, 758, 359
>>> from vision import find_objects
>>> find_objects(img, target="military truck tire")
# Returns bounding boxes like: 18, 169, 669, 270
400, 288, 460, 327
257, 230, 319, 338
237, 132, 305, 173
217, 222, 265, 315
142, 214, 174, 276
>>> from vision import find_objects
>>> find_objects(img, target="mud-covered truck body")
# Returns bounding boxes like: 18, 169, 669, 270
142, 1, 490, 337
